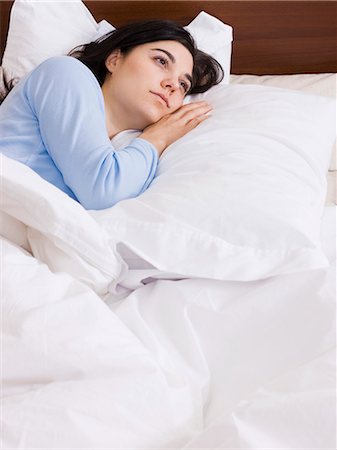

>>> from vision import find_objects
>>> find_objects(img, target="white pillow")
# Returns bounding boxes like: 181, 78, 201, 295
1, 0, 112, 82
185, 11, 232, 83
0, 155, 125, 295
91, 84, 336, 281
1, 0, 232, 83
230, 73, 337, 171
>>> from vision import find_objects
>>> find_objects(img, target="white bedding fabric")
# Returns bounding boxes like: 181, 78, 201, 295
91, 83, 336, 286
230, 72, 337, 175
1, 73, 336, 449
2, 206, 336, 448
230, 73, 337, 209
1, 164, 336, 448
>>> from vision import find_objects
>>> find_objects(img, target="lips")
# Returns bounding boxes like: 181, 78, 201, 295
150, 91, 169, 108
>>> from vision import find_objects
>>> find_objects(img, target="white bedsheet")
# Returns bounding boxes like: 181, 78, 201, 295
1, 167, 336, 448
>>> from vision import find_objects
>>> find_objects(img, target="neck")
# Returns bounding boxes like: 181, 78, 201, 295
104, 105, 121, 139
102, 83, 133, 140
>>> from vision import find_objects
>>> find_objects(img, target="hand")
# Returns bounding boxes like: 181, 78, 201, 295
139, 101, 212, 156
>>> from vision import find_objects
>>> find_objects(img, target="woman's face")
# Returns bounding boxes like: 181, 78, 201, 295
102, 40, 194, 130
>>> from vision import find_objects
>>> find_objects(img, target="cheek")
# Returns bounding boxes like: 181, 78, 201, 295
127, 58, 152, 80
170, 96, 184, 112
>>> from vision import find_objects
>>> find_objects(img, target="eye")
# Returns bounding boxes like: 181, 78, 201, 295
155, 56, 168, 67
180, 80, 190, 93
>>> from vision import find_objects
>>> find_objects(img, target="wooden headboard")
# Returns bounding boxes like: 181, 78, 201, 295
0, 0, 336, 75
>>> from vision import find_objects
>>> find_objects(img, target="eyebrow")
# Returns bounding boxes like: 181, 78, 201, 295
151, 48, 193, 86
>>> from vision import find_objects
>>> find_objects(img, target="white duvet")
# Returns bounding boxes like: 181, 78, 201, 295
1, 155, 336, 449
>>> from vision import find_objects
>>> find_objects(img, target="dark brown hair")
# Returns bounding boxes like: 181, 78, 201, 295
69, 19, 224, 94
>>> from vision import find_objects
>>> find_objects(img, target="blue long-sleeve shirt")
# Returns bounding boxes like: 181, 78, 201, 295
0, 56, 159, 210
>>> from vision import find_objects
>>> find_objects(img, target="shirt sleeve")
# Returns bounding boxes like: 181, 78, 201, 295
25, 56, 159, 210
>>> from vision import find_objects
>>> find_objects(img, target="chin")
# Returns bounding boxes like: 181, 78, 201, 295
142, 104, 166, 127
128, 103, 166, 130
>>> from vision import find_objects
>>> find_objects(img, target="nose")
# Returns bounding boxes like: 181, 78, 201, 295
161, 77, 179, 92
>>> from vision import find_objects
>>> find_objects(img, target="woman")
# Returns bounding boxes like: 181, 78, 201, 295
0, 20, 223, 210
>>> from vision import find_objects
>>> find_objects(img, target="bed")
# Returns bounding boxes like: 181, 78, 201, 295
1, 1, 336, 448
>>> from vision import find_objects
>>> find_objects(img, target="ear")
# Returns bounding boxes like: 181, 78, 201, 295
105, 49, 123, 73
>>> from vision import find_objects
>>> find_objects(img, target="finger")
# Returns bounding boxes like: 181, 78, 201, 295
174, 101, 211, 116
185, 111, 212, 130
181, 105, 213, 123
